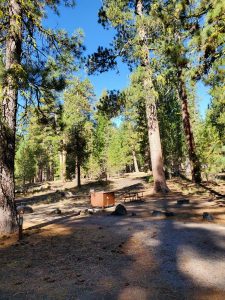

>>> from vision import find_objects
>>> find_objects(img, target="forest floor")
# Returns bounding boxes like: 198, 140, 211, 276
0, 174, 225, 299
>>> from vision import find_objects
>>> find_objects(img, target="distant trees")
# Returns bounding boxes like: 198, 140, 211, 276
195, 118, 224, 181
15, 139, 36, 185
14, 78, 95, 188
15, 105, 62, 185
93, 112, 112, 180
63, 78, 94, 187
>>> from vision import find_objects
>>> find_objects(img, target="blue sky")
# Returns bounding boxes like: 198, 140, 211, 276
46, 0, 130, 97
46, 0, 211, 117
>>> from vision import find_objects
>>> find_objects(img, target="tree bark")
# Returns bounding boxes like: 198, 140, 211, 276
178, 77, 201, 183
49, 161, 54, 181
0, 0, 22, 234
144, 80, 169, 193
37, 166, 43, 182
75, 156, 81, 188
59, 139, 66, 182
136, 0, 169, 193
132, 150, 139, 173
46, 165, 50, 181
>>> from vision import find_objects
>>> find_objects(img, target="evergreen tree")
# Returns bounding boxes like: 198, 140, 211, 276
88, 0, 169, 193
93, 112, 112, 181
15, 138, 36, 186
124, 64, 185, 176
107, 125, 133, 175
63, 77, 94, 187
27, 111, 60, 182
0, 56, 3, 102
0, 0, 84, 234
124, 69, 150, 171
146, 0, 205, 182
195, 115, 224, 181
191, 0, 225, 78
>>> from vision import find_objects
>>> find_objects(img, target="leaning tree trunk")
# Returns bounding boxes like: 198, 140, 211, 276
136, 0, 169, 193
178, 77, 201, 183
0, 0, 22, 234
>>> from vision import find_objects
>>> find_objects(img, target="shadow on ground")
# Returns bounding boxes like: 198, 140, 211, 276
1, 203, 225, 299
2, 176, 225, 299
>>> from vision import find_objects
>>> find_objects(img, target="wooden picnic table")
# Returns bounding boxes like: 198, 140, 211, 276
123, 191, 144, 203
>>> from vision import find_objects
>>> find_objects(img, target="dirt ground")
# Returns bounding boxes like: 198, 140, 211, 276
0, 174, 225, 300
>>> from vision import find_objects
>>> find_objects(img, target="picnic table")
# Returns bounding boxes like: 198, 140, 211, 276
123, 191, 144, 203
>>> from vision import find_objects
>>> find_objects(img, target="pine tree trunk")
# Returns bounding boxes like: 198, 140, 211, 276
59, 139, 66, 182
0, 0, 22, 234
46, 162, 53, 181
59, 152, 63, 180
37, 166, 43, 182
136, 0, 169, 193
132, 150, 139, 173
75, 156, 81, 188
46, 166, 49, 181
178, 77, 201, 183
145, 86, 169, 193
49, 162, 54, 181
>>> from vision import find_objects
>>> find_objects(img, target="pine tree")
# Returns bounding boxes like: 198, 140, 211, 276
0, 0, 23, 233
93, 112, 112, 181
107, 125, 133, 175
15, 138, 36, 186
0, 0, 84, 234
63, 78, 94, 187
146, 0, 205, 182
88, 0, 169, 193
195, 114, 224, 181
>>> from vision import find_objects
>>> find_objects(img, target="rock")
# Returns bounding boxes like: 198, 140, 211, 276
55, 190, 65, 197
152, 210, 164, 217
165, 211, 175, 217
17, 206, 33, 214
51, 208, 62, 215
111, 204, 127, 216
177, 199, 190, 205
208, 199, 214, 202
131, 212, 137, 217
65, 191, 74, 198
15, 189, 23, 194
203, 212, 214, 221
80, 209, 89, 216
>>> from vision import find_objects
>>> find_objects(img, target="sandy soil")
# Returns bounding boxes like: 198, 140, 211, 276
0, 174, 225, 299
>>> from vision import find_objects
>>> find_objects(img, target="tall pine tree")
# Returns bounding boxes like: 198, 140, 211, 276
0, 0, 83, 234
